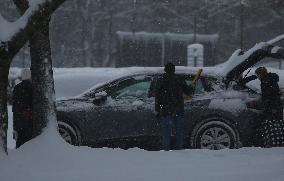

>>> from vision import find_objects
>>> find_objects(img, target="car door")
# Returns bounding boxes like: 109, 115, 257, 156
109, 75, 160, 149
183, 75, 213, 131
84, 75, 156, 148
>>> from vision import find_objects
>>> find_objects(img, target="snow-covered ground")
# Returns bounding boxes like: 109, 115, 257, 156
2, 66, 284, 181
2, 119, 284, 181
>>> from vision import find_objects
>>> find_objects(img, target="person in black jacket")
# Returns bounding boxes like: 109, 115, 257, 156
257, 67, 284, 147
249, 67, 283, 147
254, 67, 283, 121
232, 72, 258, 90
12, 68, 33, 148
233, 68, 282, 119
155, 63, 195, 150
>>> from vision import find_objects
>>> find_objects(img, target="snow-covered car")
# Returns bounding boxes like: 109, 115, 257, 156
56, 41, 284, 150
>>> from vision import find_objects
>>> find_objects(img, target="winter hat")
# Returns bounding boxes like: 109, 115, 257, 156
164, 62, 175, 73
21, 68, 31, 80
255, 67, 267, 77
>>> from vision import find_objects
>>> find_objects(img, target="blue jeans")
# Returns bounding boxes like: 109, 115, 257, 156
161, 114, 184, 150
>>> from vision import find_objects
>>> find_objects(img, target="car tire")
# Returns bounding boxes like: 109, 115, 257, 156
58, 121, 81, 146
191, 117, 240, 150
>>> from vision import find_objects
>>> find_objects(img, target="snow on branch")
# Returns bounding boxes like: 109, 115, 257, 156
0, 0, 66, 60
0, 0, 52, 42
267, 34, 284, 44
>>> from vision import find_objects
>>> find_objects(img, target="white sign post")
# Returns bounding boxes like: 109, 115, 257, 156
187, 43, 204, 67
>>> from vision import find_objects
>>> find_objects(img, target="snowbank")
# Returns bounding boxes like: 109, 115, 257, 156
1, 123, 284, 181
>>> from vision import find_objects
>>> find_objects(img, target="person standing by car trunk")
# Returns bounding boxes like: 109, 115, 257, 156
12, 68, 33, 148
254, 67, 284, 147
155, 63, 195, 150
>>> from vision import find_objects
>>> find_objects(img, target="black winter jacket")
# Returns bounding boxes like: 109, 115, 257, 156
260, 73, 282, 111
155, 73, 194, 116
12, 80, 33, 115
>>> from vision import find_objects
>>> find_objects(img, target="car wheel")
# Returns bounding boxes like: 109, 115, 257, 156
58, 121, 81, 146
191, 118, 239, 150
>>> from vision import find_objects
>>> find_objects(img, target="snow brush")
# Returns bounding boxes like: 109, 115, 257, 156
184, 68, 203, 101
192, 68, 203, 84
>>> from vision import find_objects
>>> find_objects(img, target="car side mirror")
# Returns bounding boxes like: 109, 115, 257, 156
93, 91, 107, 106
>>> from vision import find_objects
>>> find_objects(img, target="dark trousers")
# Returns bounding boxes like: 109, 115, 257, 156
263, 108, 283, 121
16, 130, 33, 148
14, 115, 33, 148
161, 114, 184, 150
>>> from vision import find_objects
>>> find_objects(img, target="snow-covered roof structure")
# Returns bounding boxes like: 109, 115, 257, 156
115, 31, 219, 67
117, 31, 219, 44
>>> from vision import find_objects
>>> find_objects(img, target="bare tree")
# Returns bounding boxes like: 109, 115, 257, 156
0, 0, 66, 155
14, 0, 58, 137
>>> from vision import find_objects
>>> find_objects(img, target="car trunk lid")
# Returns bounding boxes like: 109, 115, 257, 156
222, 35, 284, 82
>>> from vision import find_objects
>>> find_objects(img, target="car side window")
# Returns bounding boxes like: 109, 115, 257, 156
111, 79, 151, 99
185, 78, 204, 94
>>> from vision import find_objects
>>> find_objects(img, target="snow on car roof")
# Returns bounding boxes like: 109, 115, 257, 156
72, 66, 222, 98
9, 67, 223, 99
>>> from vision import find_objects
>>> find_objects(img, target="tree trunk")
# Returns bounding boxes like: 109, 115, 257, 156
0, 60, 11, 155
29, 19, 57, 137
14, 0, 58, 137
0, 0, 65, 153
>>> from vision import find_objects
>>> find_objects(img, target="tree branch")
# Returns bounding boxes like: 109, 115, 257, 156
0, 0, 66, 60
13, 0, 29, 14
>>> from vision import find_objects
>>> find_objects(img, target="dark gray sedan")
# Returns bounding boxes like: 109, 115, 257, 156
56, 42, 284, 150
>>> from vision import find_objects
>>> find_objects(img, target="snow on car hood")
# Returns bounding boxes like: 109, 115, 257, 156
208, 99, 246, 113
189, 89, 260, 114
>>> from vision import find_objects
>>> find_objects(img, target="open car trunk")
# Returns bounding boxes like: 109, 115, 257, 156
222, 35, 284, 83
